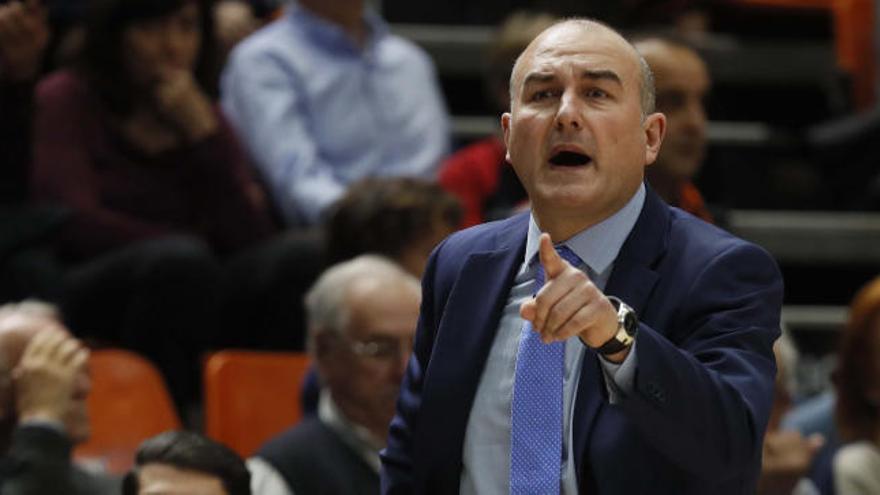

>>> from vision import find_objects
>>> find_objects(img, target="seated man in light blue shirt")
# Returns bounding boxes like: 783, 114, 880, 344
221, 0, 450, 225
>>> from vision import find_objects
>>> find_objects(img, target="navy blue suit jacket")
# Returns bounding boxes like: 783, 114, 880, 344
381, 188, 783, 494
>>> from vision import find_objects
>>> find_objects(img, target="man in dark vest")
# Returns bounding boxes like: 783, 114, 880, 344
248, 255, 420, 495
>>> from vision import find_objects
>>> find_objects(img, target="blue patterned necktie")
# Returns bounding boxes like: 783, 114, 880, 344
510, 245, 583, 495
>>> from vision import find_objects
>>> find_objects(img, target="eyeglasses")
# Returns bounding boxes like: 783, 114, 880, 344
345, 335, 414, 361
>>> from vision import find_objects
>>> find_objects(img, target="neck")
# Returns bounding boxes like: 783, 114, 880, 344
532, 213, 597, 243
331, 395, 387, 449
646, 169, 683, 206
531, 197, 628, 243
299, 0, 367, 46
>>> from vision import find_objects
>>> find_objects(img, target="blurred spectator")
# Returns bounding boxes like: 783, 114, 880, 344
634, 36, 714, 223
221, 0, 450, 226
0, 301, 119, 494
326, 177, 461, 278
758, 335, 825, 495
832, 276, 880, 494
123, 430, 250, 495
30, 0, 279, 409
295, 177, 458, 413
249, 255, 420, 495
439, 11, 556, 228
0, 0, 67, 307
0, 0, 49, 201
214, 1, 284, 74
0, 0, 48, 84
34, 0, 277, 257
221, 177, 456, 353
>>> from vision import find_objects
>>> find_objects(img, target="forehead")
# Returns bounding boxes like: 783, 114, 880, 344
346, 279, 419, 337
517, 23, 640, 87
639, 42, 708, 88
138, 463, 226, 495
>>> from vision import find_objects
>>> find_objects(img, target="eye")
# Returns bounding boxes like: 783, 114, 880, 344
530, 89, 557, 102
585, 88, 608, 99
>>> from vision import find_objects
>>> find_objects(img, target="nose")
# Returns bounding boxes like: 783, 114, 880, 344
555, 90, 583, 132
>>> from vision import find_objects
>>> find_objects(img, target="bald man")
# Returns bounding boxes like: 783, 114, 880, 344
0, 302, 118, 495
635, 37, 714, 222
382, 18, 781, 494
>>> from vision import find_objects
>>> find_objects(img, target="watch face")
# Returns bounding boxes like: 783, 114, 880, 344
622, 311, 637, 334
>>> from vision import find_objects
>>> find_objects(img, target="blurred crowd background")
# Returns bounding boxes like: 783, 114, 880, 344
0, 0, 879, 494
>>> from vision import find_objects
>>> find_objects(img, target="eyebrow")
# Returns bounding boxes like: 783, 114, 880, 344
522, 69, 623, 89
581, 69, 622, 86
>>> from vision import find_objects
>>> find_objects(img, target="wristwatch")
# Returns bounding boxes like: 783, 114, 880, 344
591, 296, 638, 355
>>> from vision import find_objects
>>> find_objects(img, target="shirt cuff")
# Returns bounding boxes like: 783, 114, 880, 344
598, 340, 638, 404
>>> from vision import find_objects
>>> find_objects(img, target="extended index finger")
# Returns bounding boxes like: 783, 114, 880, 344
538, 233, 566, 280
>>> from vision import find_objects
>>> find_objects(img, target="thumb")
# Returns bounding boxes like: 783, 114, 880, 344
538, 233, 565, 280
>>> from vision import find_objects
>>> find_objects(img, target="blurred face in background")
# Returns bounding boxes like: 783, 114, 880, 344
637, 39, 709, 182
317, 278, 420, 441
122, 1, 202, 88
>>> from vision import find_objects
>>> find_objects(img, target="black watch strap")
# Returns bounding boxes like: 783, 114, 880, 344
593, 296, 638, 355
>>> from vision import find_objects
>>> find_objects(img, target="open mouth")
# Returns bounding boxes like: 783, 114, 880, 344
549, 150, 591, 166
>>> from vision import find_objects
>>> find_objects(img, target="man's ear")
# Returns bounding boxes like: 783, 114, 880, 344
643, 112, 666, 166
502, 112, 512, 162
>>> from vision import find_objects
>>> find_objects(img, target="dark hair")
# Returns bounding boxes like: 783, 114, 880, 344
834, 276, 880, 443
122, 430, 251, 495
79, 0, 218, 115
325, 177, 462, 265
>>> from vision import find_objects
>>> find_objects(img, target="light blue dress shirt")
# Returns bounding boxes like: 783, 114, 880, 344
460, 183, 645, 495
221, 2, 450, 225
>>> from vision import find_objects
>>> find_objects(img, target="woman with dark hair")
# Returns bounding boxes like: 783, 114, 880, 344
30, 0, 278, 412
80, 0, 219, 106
832, 276, 880, 493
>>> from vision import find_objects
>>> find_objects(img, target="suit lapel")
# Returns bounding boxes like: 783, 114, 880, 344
418, 216, 528, 479
572, 187, 669, 480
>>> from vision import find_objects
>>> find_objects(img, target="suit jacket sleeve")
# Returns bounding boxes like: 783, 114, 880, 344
615, 240, 782, 481
380, 238, 446, 493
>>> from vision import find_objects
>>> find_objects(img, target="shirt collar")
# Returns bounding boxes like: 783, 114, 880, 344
318, 390, 383, 472
287, 1, 388, 55
524, 182, 646, 276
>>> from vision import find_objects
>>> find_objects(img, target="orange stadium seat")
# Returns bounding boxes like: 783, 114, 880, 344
203, 351, 311, 458
74, 349, 182, 474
